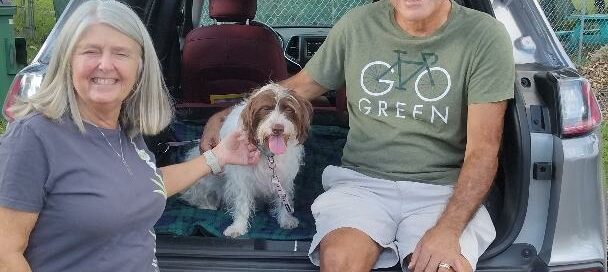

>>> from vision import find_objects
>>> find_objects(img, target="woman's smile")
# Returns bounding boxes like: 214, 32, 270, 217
91, 77, 118, 85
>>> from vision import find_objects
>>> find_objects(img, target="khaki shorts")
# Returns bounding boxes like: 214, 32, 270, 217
308, 166, 496, 271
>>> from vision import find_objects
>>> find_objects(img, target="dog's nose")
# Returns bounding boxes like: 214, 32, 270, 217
272, 124, 284, 135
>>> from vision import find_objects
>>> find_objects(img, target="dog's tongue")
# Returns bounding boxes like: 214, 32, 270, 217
268, 135, 286, 155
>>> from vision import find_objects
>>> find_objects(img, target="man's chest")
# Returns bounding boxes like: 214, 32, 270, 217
345, 43, 473, 126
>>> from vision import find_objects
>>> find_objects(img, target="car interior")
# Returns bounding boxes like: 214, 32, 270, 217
120, 0, 528, 263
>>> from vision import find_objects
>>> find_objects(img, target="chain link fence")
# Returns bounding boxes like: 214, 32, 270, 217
200, 0, 370, 27
539, 0, 608, 115
539, 0, 608, 64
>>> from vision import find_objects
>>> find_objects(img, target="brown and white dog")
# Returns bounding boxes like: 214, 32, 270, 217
181, 83, 313, 238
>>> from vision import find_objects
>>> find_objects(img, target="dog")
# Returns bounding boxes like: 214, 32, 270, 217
181, 83, 313, 238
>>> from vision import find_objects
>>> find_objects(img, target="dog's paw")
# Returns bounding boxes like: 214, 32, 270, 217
223, 223, 248, 238
278, 214, 299, 229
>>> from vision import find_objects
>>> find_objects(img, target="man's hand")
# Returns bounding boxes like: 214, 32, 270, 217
408, 225, 469, 272
200, 108, 230, 153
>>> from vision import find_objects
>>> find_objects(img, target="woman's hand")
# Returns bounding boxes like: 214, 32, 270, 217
161, 130, 259, 197
212, 130, 260, 167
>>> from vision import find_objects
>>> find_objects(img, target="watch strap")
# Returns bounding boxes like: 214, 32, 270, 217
203, 150, 223, 175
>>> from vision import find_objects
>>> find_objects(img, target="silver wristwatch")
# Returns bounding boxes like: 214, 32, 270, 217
203, 150, 223, 175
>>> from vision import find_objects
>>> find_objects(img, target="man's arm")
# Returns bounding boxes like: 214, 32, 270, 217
410, 101, 507, 272
200, 70, 328, 152
280, 69, 328, 100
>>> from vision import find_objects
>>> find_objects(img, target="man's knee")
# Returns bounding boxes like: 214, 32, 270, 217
319, 227, 381, 272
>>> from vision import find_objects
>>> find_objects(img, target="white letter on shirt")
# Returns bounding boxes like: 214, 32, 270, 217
378, 101, 388, 117
412, 105, 423, 120
431, 105, 449, 124
359, 98, 372, 115
396, 102, 406, 118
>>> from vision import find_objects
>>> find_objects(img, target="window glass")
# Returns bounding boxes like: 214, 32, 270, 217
493, 0, 569, 66
200, 0, 371, 27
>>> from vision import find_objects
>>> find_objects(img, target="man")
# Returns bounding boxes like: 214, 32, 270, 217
201, 0, 514, 271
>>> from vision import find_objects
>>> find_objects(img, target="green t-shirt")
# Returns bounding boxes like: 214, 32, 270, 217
304, 0, 515, 185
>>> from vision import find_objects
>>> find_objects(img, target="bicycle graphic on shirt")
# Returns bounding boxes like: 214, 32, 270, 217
359, 50, 451, 102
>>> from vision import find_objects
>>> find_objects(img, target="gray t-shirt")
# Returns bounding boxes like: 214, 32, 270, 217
0, 113, 166, 272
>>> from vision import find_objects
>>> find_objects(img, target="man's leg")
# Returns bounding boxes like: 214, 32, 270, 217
394, 181, 495, 272
308, 166, 402, 270
319, 227, 382, 272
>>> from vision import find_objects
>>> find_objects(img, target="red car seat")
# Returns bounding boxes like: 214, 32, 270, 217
180, 0, 288, 108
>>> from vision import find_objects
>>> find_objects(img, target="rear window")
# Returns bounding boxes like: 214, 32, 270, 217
493, 0, 569, 66
200, 0, 371, 27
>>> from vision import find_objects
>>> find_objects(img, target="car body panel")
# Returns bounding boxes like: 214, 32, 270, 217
545, 134, 606, 267
514, 132, 553, 250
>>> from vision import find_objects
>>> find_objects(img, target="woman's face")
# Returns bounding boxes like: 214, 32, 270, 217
71, 23, 141, 112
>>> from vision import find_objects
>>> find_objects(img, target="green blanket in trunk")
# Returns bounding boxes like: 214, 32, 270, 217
154, 125, 348, 240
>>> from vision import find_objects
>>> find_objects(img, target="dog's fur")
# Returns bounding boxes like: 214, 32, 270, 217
181, 83, 313, 238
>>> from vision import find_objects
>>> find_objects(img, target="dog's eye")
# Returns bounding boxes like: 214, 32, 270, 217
260, 106, 273, 112
279, 104, 295, 113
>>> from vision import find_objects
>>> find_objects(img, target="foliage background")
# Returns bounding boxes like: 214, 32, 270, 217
0, 0, 55, 133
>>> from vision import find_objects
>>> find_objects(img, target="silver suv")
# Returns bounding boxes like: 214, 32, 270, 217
2, 0, 606, 271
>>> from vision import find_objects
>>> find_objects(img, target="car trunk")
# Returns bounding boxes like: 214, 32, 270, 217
126, 0, 533, 270
147, 91, 531, 271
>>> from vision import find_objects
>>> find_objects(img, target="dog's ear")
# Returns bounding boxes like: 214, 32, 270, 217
240, 96, 259, 145
292, 91, 313, 144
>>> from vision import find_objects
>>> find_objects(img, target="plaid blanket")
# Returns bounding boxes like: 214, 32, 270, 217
154, 124, 348, 240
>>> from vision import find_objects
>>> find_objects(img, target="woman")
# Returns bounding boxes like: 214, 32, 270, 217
0, 1, 259, 271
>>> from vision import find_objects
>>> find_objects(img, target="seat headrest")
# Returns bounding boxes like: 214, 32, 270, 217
209, 0, 257, 22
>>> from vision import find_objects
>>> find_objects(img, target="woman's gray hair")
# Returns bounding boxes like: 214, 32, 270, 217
11, 0, 174, 137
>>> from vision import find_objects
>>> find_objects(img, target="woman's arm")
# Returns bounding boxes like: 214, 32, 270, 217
0, 207, 38, 272
161, 130, 260, 197
159, 153, 211, 197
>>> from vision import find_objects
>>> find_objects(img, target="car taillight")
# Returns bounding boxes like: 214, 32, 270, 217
3, 74, 23, 121
2, 71, 44, 121
559, 78, 602, 138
